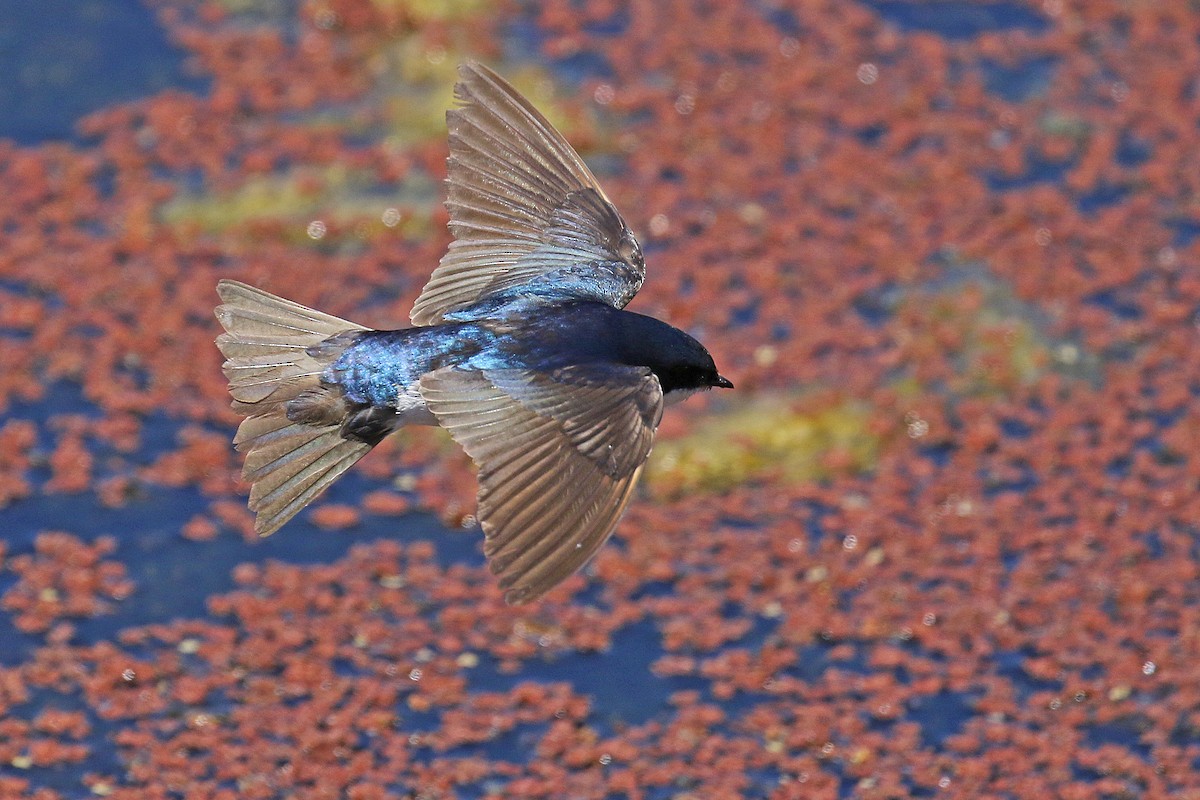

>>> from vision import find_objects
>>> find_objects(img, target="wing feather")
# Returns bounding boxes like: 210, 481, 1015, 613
420, 365, 663, 603
410, 62, 646, 326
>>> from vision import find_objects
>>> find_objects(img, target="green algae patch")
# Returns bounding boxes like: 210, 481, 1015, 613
371, 0, 491, 23
216, 0, 292, 18
919, 283, 1049, 396
369, 39, 591, 153
892, 266, 1100, 400
160, 165, 439, 245
644, 394, 884, 497
160, 12, 612, 247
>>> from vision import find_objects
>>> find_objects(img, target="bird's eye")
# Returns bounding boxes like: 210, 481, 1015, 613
618, 233, 644, 268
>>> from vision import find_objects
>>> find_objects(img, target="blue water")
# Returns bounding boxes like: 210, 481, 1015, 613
0, 0, 208, 143
862, 0, 1049, 39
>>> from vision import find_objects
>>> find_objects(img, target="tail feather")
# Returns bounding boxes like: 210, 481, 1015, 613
242, 423, 371, 535
223, 361, 319, 405
215, 280, 367, 338
216, 280, 367, 407
214, 279, 374, 536
215, 336, 312, 359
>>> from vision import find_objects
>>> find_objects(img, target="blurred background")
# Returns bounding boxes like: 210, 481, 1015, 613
1, 0, 1199, 797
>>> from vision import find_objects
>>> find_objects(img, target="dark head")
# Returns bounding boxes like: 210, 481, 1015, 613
614, 311, 733, 396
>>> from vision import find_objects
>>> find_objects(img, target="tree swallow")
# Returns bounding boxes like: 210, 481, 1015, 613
215, 62, 732, 603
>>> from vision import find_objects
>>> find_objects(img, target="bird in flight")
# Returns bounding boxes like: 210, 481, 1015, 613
215, 62, 732, 603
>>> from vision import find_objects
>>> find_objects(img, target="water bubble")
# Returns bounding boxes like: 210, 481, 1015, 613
779, 37, 801, 58
598, 753, 612, 765
381, 207, 401, 227
922, 612, 937, 626
906, 414, 929, 438
674, 94, 696, 115
307, 220, 327, 240
938, 776, 951, 789
649, 213, 670, 236
842, 534, 858, 551
1142, 661, 1157, 676
739, 202, 766, 225
593, 84, 615, 105
408, 668, 423, 682
313, 7, 338, 29
856, 63, 879, 84
1034, 227, 1052, 246
121, 668, 135, 682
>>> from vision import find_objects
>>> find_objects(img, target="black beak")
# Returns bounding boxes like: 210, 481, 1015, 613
714, 375, 734, 389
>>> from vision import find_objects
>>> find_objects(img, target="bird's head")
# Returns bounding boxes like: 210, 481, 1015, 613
616, 311, 732, 400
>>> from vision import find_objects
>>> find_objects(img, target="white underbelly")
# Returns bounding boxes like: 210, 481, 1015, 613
394, 384, 437, 426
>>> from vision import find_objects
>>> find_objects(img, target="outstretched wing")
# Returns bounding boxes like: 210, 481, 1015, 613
420, 364, 663, 603
410, 61, 646, 326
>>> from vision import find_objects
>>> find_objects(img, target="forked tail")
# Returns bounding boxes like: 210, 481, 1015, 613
214, 280, 372, 535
